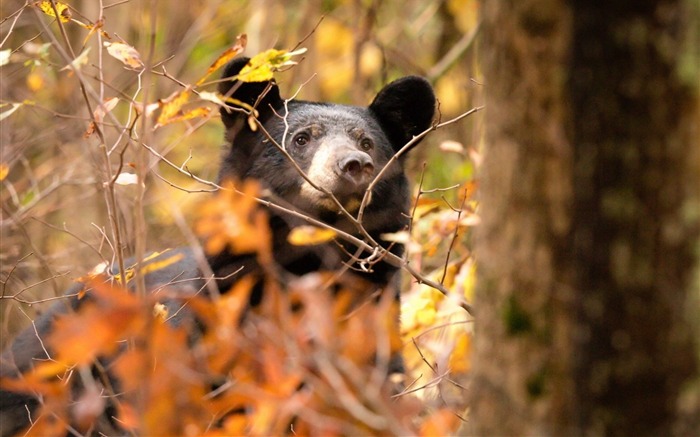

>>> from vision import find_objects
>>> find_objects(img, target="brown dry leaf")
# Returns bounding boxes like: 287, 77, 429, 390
104, 41, 144, 69
287, 225, 337, 246
36, 1, 71, 23
78, 17, 111, 44
196, 34, 247, 86
86, 97, 118, 136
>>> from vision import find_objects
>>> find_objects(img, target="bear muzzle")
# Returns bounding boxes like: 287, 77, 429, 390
335, 151, 374, 188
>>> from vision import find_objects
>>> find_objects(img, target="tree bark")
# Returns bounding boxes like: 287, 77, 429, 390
470, 1, 699, 435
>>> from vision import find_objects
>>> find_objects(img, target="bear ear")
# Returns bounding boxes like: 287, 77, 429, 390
369, 76, 435, 153
218, 57, 283, 129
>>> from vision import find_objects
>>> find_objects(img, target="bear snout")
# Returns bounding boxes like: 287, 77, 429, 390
336, 151, 374, 186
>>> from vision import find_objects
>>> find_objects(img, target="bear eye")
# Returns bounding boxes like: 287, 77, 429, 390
360, 138, 373, 151
293, 132, 310, 147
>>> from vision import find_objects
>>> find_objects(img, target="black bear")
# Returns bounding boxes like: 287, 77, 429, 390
0, 57, 435, 436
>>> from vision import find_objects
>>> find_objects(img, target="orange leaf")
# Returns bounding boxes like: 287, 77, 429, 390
196, 34, 247, 86
419, 408, 461, 436
157, 106, 212, 127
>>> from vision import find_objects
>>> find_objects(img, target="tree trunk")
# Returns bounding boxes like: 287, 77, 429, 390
470, 1, 699, 435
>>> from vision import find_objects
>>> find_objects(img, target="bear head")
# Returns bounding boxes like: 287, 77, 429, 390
217, 57, 435, 234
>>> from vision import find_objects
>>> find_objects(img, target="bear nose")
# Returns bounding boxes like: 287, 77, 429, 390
337, 152, 374, 185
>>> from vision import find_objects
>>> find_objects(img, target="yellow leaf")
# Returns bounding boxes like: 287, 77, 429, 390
155, 88, 191, 127
287, 225, 337, 246
36, 1, 71, 23
153, 302, 168, 321
448, 332, 472, 373
195, 34, 247, 86
104, 41, 143, 69
0, 163, 9, 181
140, 252, 185, 276
26, 72, 44, 91
238, 47, 307, 83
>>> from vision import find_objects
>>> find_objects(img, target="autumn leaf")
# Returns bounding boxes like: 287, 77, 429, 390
0, 103, 21, 121
104, 41, 144, 69
36, 1, 71, 23
439, 139, 465, 153
114, 172, 138, 185
238, 47, 307, 82
94, 96, 118, 122
0, 163, 8, 181
47, 281, 146, 366
155, 87, 191, 128
195, 34, 247, 86
78, 17, 110, 44
419, 409, 461, 436
194, 179, 271, 263
0, 49, 9, 66
61, 47, 91, 73
287, 225, 337, 246
158, 106, 212, 127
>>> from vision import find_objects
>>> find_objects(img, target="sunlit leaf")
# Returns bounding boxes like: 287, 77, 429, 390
153, 302, 168, 321
26, 72, 44, 91
0, 163, 8, 181
157, 106, 212, 127
0, 49, 10, 66
439, 139, 465, 153
198, 90, 227, 107
287, 225, 337, 246
48, 282, 146, 365
140, 252, 185, 276
155, 87, 191, 127
0, 103, 21, 121
238, 47, 307, 82
448, 332, 471, 373
104, 41, 143, 69
195, 180, 271, 263
195, 34, 247, 86
114, 172, 138, 185
36, 1, 71, 23
419, 408, 461, 436
60, 47, 91, 73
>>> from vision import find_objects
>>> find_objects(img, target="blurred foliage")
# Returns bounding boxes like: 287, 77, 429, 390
1, 0, 481, 434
